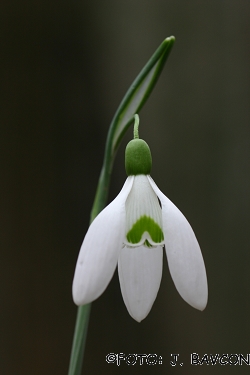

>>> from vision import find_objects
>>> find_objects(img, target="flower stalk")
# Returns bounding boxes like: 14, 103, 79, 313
133, 114, 140, 139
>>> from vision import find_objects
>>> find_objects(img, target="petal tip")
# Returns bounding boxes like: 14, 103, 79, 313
72, 284, 85, 306
129, 310, 148, 323
196, 294, 208, 312
186, 285, 208, 311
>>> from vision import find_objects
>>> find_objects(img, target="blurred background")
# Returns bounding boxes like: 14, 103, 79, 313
1, 0, 250, 374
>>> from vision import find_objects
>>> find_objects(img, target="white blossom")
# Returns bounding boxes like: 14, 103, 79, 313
73, 174, 208, 322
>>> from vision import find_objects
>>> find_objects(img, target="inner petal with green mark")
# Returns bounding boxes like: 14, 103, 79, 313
126, 215, 164, 246
124, 175, 164, 247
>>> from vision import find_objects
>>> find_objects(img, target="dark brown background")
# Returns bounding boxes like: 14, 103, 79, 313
1, 1, 250, 374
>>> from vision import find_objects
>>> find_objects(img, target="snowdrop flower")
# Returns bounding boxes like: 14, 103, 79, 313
73, 115, 208, 322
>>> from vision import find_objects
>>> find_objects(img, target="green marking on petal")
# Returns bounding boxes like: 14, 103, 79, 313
126, 215, 164, 244
144, 239, 153, 248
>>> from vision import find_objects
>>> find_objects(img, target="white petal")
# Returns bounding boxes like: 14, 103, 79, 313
148, 176, 208, 310
118, 245, 163, 322
72, 176, 134, 305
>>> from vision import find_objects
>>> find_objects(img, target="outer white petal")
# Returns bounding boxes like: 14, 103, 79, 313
118, 245, 163, 322
72, 176, 134, 305
148, 176, 208, 311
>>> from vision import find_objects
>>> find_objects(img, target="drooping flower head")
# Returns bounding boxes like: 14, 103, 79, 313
73, 115, 208, 322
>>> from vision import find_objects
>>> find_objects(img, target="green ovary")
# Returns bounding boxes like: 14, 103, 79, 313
126, 215, 164, 244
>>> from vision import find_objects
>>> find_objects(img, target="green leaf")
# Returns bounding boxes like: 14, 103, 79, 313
109, 36, 175, 153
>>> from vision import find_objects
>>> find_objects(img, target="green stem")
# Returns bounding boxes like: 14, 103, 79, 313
68, 304, 91, 375
133, 114, 140, 139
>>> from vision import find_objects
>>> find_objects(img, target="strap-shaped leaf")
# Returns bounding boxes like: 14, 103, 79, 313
109, 36, 175, 154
